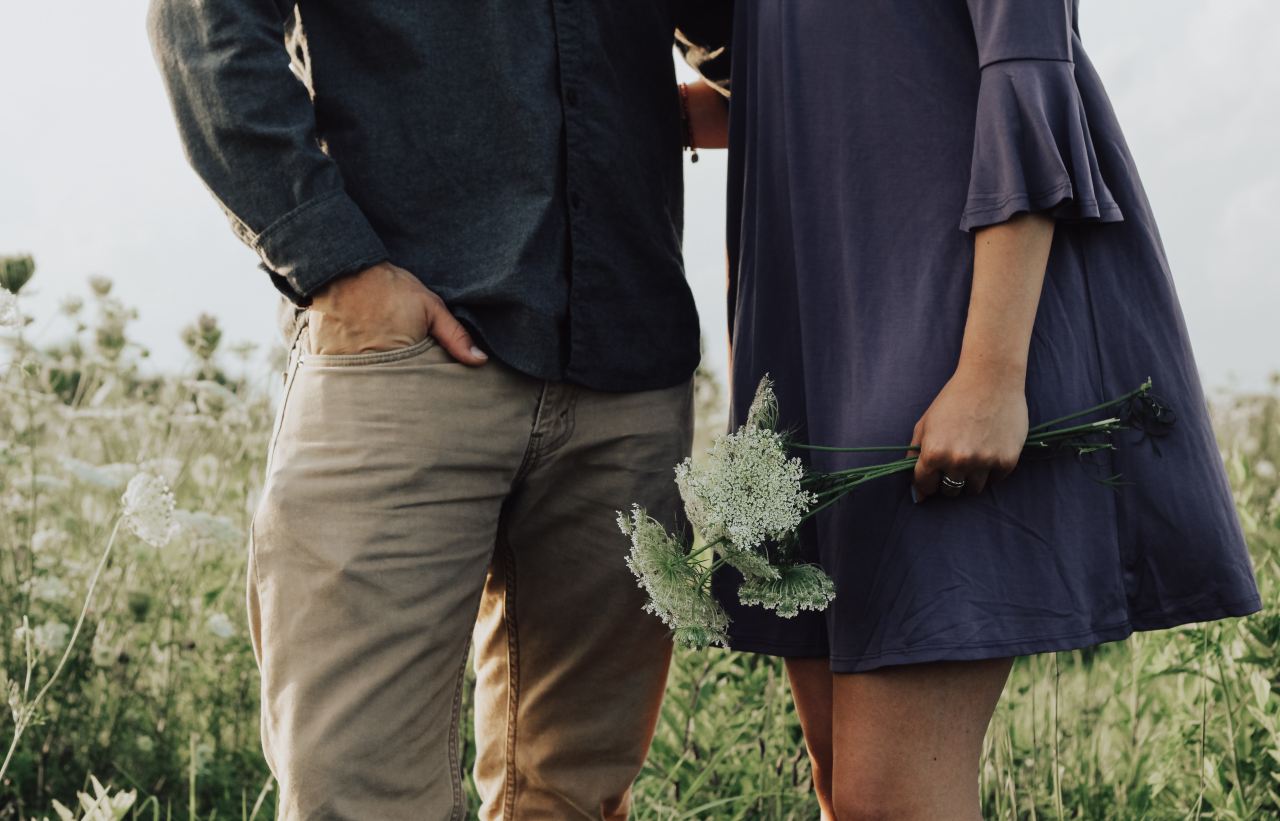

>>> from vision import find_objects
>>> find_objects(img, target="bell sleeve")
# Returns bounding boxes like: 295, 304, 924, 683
960, 0, 1123, 231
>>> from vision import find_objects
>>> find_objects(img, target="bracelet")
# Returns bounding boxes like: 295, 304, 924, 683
678, 82, 699, 163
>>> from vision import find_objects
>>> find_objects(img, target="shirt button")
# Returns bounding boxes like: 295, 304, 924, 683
570, 192, 582, 210
566, 88, 579, 107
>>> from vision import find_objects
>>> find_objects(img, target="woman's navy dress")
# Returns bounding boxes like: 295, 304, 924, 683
715, 0, 1262, 671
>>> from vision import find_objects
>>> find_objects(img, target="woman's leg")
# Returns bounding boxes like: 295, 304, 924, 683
830, 657, 1013, 821
785, 658, 837, 820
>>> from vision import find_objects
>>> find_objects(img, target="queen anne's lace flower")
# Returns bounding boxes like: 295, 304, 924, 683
22, 575, 72, 603
14, 620, 71, 657
174, 510, 241, 545
737, 563, 837, 618
745, 374, 779, 431
617, 506, 730, 648
59, 456, 137, 491
121, 473, 178, 548
0, 290, 20, 329
90, 626, 119, 668
31, 528, 70, 553
206, 612, 235, 640
722, 547, 781, 582
675, 425, 816, 553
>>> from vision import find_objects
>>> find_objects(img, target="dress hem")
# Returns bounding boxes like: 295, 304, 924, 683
724, 594, 1264, 673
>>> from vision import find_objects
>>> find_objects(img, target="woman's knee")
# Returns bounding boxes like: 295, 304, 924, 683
831, 781, 920, 821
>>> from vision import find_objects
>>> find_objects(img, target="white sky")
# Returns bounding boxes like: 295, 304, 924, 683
1, 2, 1277, 391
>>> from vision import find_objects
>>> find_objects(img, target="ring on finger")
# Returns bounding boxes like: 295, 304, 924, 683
940, 474, 967, 494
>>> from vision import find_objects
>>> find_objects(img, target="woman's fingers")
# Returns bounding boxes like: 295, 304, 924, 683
939, 472, 967, 497
912, 446, 943, 502
913, 445, 1000, 502
965, 468, 990, 496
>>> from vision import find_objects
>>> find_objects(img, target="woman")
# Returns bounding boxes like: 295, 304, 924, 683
698, 1, 1263, 818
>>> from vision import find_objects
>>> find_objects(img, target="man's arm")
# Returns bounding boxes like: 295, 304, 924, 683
147, 0, 486, 363
147, 0, 389, 303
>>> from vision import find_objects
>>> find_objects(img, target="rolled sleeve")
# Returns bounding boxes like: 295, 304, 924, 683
254, 191, 388, 303
148, 0, 387, 304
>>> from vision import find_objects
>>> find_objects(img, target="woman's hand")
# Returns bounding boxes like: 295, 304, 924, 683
911, 364, 1028, 500
910, 212, 1055, 501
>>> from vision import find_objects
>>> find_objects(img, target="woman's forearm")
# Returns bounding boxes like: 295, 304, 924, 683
683, 80, 729, 150
958, 213, 1055, 384
909, 212, 1055, 500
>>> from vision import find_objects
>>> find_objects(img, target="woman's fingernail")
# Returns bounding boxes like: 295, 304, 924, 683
910, 486, 920, 504
470, 346, 488, 360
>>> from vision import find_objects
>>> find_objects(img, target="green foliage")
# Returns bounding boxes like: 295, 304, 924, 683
1, 280, 1277, 819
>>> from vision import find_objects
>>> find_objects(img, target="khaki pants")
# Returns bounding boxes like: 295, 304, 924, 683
248, 307, 691, 820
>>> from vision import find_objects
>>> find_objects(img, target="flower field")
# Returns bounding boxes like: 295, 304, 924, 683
1, 269, 1277, 819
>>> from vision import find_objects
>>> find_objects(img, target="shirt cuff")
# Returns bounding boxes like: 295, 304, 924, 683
253, 190, 389, 305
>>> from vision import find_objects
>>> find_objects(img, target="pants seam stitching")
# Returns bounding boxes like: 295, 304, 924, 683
513, 382, 550, 482
448, 640, 470, 819
502, 535, 520, 819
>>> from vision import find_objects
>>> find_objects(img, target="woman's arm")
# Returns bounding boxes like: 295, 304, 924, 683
911, 213, 1055, 501
682, 80, 729, 151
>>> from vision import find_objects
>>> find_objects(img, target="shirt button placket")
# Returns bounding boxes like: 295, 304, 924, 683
552, 0, 586, 376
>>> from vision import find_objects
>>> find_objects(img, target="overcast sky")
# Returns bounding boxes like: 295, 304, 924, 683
1, 2, 1277, 392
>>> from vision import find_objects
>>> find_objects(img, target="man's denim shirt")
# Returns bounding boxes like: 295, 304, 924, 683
148, 1, 732, 391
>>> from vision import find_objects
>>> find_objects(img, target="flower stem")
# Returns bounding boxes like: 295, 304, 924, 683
789, 443, 917, 454
0, 517, 123, 784
1027, 418, 1121, 442
1029, 381, 1150, 434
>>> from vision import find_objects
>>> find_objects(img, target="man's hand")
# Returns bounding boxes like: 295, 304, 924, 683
306, 262, 489, 365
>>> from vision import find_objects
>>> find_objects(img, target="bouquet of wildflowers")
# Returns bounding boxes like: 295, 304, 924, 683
618, 376, 1170, 650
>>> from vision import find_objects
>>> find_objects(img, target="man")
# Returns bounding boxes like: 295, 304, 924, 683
147, 2, 730, 819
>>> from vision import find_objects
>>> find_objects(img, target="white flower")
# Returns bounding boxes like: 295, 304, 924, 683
99, 463, 141, 488
59, 295, 84, 316
722, 546, 782, 582
617, 506, 729, 648
49, 775, 136, 821
183, 379, 241, 416
141, 457, 183, 485
33, 474, 70, 492
22, 575, 73, 603
174, 509, 241, 545
675, 425, 816, 553
0, 289, 20, 328
189, 453, 220, 488
206, 611, 235, 640
59, 456, 136, 491
737, 563, 837, 618
15, 620, 71, 657
1255, 460, 1277, 481
31, 528, 71, 553
4, 669, 23, 724
59, 407, 131, 421
745, 374, 780, 431
90, 626, 118, 668
121, 473, 178, 548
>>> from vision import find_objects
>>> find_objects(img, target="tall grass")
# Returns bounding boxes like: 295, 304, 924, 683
1, 274, 1276, 819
